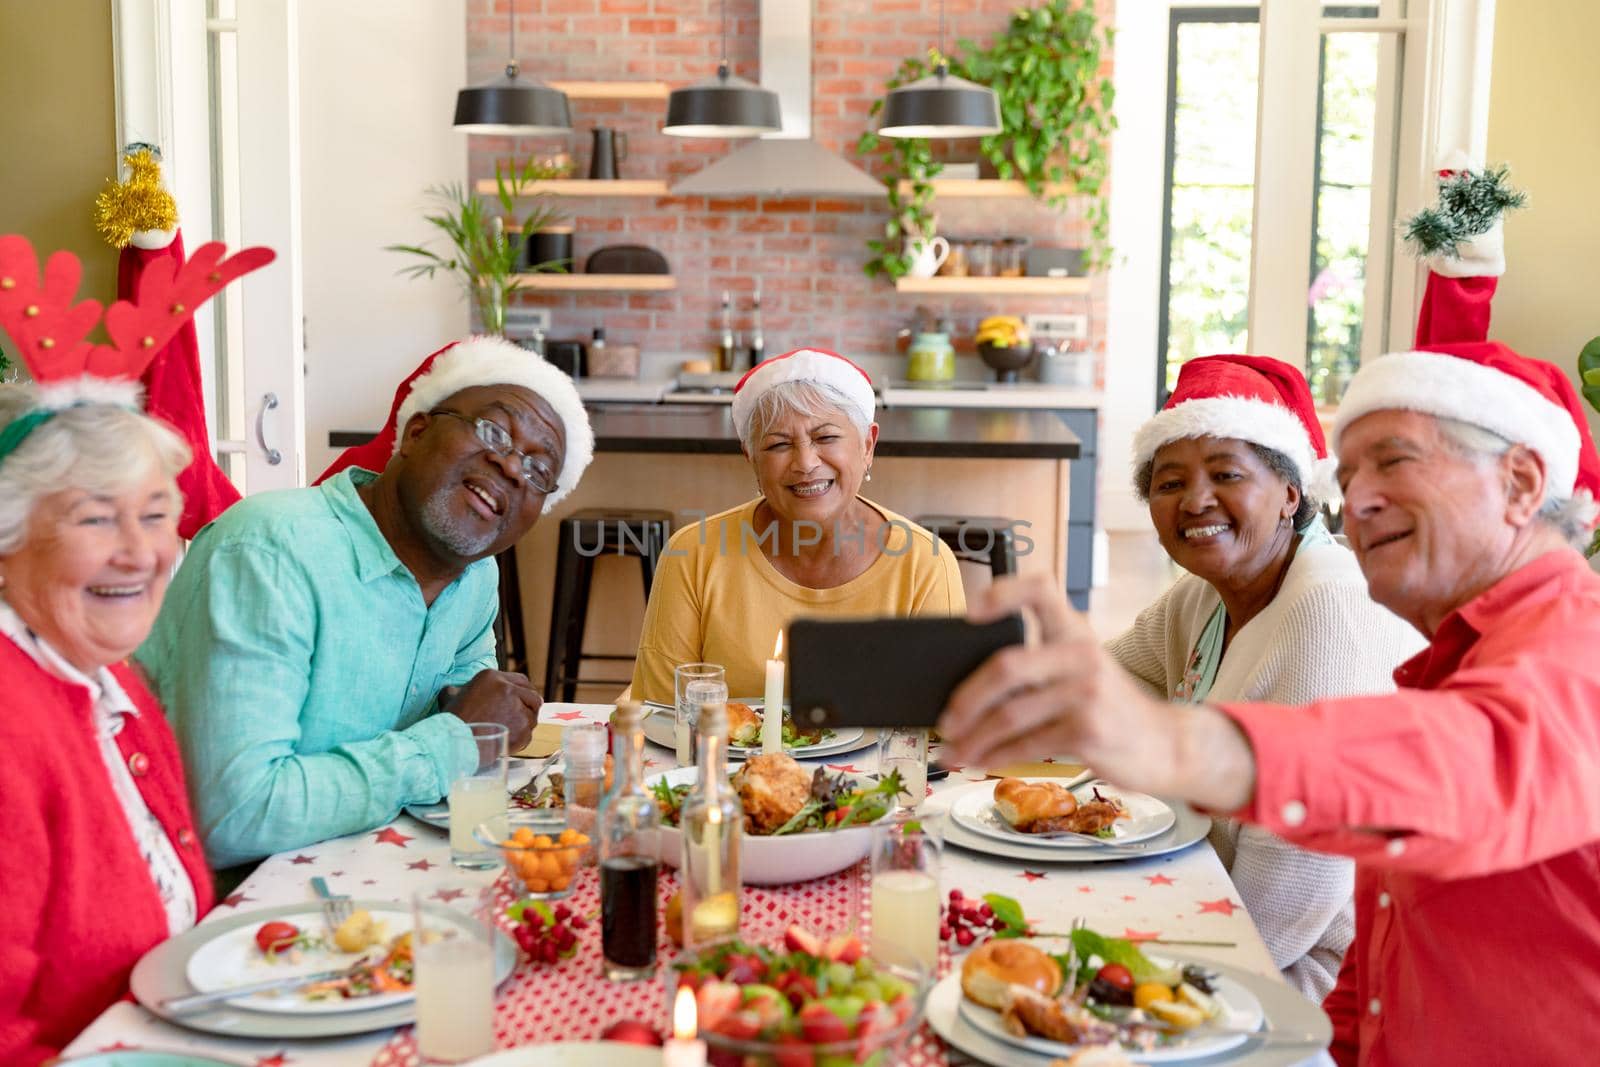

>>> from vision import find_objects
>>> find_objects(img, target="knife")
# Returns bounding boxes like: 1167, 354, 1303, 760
160, 962, 370, 1016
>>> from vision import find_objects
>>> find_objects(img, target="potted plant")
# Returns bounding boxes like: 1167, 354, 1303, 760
388, 159, 567, 335
1578, 335, 1600, 557
856, 0, 1116, 278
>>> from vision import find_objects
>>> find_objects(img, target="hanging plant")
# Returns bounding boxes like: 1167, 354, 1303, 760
856, 52, 945, 280
856, 0, 1116, 279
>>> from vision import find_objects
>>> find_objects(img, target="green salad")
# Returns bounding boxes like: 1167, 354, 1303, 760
651, 767, 903, 836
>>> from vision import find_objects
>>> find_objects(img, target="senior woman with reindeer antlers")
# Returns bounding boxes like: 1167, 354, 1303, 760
0, 234, 273, 1067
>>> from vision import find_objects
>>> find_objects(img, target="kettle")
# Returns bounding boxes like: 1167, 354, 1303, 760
588, 127, 628, 180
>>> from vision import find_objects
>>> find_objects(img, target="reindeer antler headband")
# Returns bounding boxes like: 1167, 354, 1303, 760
0, 234, 274, 463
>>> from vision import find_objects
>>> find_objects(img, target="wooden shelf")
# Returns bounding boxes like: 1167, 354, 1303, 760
548, 80, 671, 101
897, 179, 1078, 198
894, 276, 1091, 295
476, 178, 672, 197
511, 273, 676, 292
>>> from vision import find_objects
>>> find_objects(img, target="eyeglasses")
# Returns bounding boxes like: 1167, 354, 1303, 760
430, 409, 560, 495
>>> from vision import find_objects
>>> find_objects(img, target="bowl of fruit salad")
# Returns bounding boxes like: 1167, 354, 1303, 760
671, 925, 930, 1067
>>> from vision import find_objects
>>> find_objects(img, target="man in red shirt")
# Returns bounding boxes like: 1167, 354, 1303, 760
939, 341, 1600, 1066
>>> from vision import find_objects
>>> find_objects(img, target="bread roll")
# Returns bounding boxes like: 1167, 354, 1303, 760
993, 778, 1078, 830
960, 940, 1062, 1010
724, 702, 761, 746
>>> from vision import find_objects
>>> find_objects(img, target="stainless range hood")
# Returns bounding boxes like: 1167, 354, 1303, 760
671, 0, 885, 198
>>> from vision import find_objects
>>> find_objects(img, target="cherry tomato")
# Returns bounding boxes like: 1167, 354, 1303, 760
1096, 962, 1135, 992
255, 921, 301, 955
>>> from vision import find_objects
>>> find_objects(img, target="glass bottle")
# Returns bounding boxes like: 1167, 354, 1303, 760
563, 723, 607, 867
716, 290, 735, 372
747, 281, 765, 367
679, 702, 741, 948
599, 703, 659, 981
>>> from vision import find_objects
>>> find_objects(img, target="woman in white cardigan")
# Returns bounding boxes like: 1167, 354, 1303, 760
1107, 355, 1422, 1001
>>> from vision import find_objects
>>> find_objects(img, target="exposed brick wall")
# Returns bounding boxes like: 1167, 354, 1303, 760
462, 0, 1113, 380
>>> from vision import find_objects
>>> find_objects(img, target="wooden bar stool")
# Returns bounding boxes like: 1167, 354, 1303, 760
915, 514, 1020, 578
543, 508, 673, 702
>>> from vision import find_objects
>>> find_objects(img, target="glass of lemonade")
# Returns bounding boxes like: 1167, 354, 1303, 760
673, 662, 726, 767
869, 818, 942, 973
413, 886, 496, 1063
878, 727, 929, 812
450, 722, 509, 869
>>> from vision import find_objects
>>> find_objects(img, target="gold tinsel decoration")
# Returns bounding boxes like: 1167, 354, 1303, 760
94, 148, 179, 249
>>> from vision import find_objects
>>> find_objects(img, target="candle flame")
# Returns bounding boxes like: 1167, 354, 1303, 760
773, 630, 784, 658
674, 985, 698, 1039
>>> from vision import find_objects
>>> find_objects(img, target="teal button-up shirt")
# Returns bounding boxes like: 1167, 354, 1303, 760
137, 469, 493, 868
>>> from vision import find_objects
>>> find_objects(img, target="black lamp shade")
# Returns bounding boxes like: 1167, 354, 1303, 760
454, 75, 572, 136
663, 72, 781, 138
878, 71, 1002, 139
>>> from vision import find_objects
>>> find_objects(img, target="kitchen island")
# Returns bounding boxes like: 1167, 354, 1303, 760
332, 406, 1080, 698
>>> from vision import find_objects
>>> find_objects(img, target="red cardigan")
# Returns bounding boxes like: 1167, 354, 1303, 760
0, 636, 215, 1066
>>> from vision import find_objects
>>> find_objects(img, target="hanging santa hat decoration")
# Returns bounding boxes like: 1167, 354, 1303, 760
0, 234, 274, 462
1132, 353, 1337, 506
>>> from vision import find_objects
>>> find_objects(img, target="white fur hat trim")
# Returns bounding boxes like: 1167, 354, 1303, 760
1333, 349, 1580, 499
394, 335, 595, 510
1430, 220, 1505, 279
731, 348, 876, 442
1132, 395, 1333, 502
36, 376, 146, 411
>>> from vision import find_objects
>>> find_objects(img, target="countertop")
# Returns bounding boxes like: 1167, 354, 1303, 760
572, 377, 1103, 410
331, 405, 1080, 460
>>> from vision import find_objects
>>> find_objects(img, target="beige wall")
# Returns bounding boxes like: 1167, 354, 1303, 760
1486, 0, 1600, 440
0, 1, 119, 315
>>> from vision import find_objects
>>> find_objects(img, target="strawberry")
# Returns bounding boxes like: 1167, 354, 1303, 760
784, 925, 824, 956
712, 1009, 763, 1042
798, 1001, 851, 1045
696, 981, 743, 1034
772, 1034, 816, 1067
822, 933, 865, 965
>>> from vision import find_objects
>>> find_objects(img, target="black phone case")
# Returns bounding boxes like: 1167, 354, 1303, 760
788, 614, 1025, 730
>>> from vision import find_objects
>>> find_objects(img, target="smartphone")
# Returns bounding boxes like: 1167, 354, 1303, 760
788, 614, 1025, 731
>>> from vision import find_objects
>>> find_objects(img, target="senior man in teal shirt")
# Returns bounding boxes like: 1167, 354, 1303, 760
138, 338, 595, 867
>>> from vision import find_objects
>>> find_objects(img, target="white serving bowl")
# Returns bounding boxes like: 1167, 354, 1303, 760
646, 766, 896, 885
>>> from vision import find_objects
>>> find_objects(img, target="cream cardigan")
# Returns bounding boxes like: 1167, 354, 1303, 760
1106, 537, 1424, 1001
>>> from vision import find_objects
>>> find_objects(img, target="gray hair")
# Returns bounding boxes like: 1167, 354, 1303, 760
0, 383, 191, 554
739, 379, 871, 454
1434, 415, 1592, 548
1134, 440, 1319, 531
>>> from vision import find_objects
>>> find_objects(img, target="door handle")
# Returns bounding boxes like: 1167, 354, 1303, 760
255, 392, 283, 465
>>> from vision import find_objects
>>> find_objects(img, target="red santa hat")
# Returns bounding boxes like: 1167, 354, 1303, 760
317, 336, 593, 510
1333, 340, 1600, 525
1132, 354, 1334, 502
731, 348, 875, 442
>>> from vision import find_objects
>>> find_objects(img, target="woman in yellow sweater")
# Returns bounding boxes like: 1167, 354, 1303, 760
631, 349, 965, 702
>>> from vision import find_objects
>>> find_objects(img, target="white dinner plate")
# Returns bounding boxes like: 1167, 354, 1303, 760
936, 780, 1211, 865
955, 940, 1263, 1063
57, 1053, 250, 1067
466, 1041, 664, 1066
185, 906, 414, 1014
131, 899, 517, 1040
645, 765, 896, 884
924, 949, 1331, 1067
641, 702, 872, 759
951, 779, 1176, 848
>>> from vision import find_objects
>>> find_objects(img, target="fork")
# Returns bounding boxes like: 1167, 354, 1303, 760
311, 876, 352, 933
1061, 916, 1086, 996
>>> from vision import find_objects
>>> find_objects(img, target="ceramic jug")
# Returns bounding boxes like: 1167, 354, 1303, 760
588, 127, 628, 180
904, 236, 951, 279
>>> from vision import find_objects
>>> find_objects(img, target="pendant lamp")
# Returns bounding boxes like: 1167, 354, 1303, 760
877, 2, 1001, 139
663, 1, 781, 137
453, 0, 571, 135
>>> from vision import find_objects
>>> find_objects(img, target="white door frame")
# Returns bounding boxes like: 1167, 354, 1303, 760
111, 0, 305, 491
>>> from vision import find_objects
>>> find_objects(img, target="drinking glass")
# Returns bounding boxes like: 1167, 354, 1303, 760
450, 722, 509, 870
869, 818, 943, 973
412, 886, 497, 1063
879, 727, 929, 812
674, 663, 727, 767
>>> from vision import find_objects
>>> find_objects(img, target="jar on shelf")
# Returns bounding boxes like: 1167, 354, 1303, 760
966, 239, 996, 277
997, 237, 1028, 277
937, 239, 968, 277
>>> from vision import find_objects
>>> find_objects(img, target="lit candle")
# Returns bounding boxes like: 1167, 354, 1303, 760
761, 631, 785, 755
663, 986, 707, 1067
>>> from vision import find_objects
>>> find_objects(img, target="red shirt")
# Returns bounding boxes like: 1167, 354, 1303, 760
0, 638, 215, 1066
1221, 550, 1600, 1067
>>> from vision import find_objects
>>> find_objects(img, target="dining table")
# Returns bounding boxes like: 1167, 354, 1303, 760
66, 703, 1330, 1067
